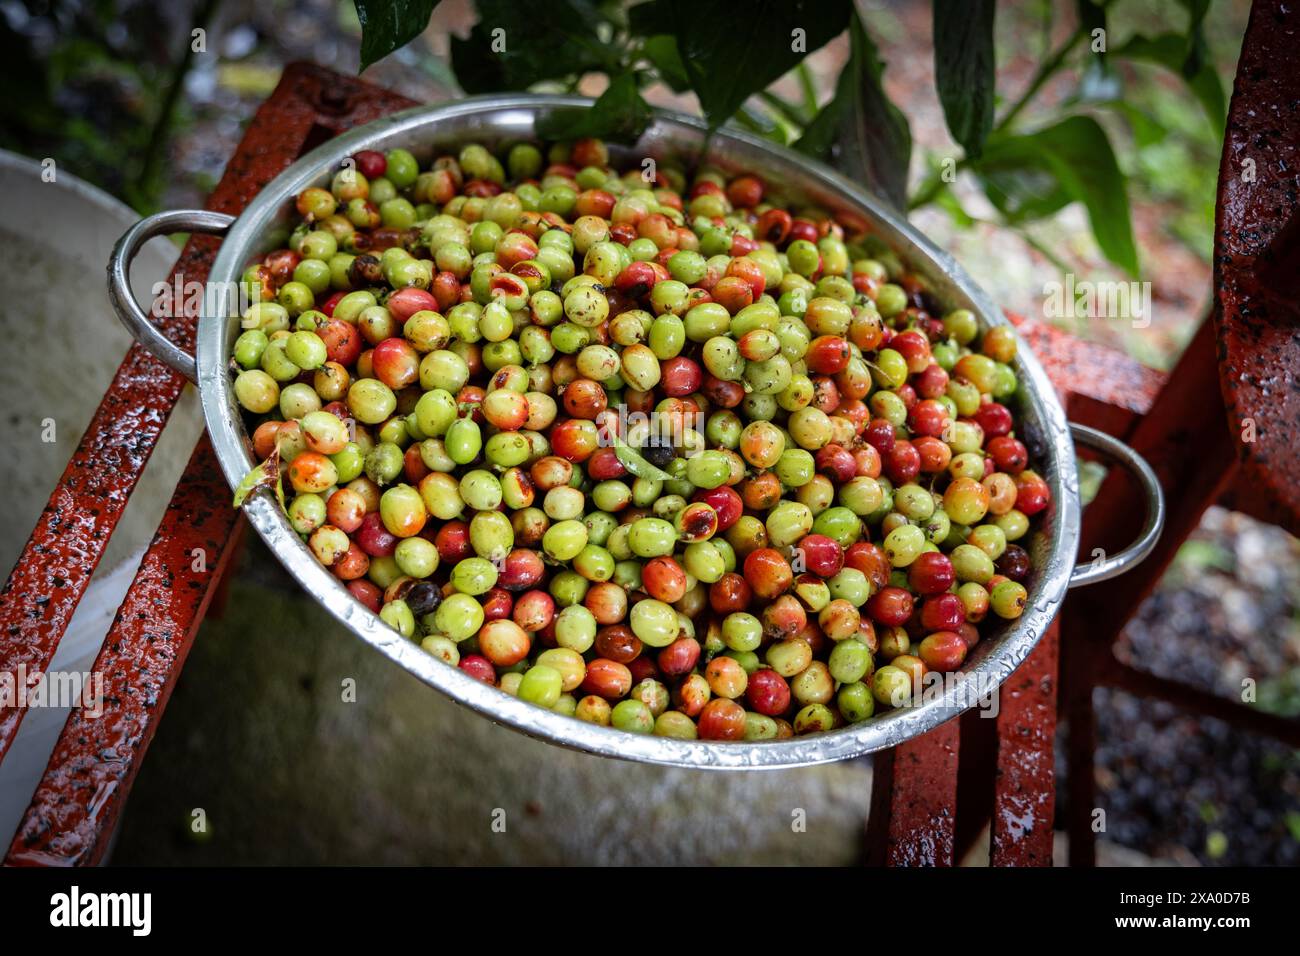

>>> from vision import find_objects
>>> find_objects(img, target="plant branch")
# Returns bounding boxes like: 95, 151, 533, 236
134, 0, 220, 212
1018, 227, 1076, 277
757, 90, 810, 127
996, 29, 1083, 132
908, 158, 968, 211
796, 62, 819, 116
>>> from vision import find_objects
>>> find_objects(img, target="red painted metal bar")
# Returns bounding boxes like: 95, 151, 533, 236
868, 322, 1164, 868
0, 62, 403, 764
1009, 314, 1165, 417
0, 312, 186, 765
1, 63, 416, 866
953, 699, 996, 862
865, 720, 959, 866
6, 439, 241, 865
990, 623, 1058, 867
1100, 658, 1300, 746
1061, 320, 1241, 867
1213, 0, 1300, 540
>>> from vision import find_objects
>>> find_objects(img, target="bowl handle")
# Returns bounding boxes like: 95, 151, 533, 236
107, 209, 235, 383
1067, 423, 1166, 587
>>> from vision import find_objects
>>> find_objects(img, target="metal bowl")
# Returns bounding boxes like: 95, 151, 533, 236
108, 94, 1163, 769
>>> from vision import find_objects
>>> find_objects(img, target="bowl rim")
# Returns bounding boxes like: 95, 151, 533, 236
198, 93, 1080, 769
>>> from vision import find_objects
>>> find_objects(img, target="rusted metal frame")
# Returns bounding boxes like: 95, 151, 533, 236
0, 62, 384, 765
1100, 658, 1300, 747
0, 331, 188, 765
990, 623, 1059, 866
1212, 0, 1300, 540
6, 439, 242, 866
203, 520, 247, 620
953, 703, 997, 862
865, 719, 960, 866
1007, 314, 1166, 418
1059, 628, 1099, 867
869, 321, 1163, 868
1060, 319, 1239, 866
2, 64, 417, 866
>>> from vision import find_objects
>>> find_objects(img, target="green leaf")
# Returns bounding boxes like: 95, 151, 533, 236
628, 0, 673, 35
233, 447, 283, 510
1286, 811, 1300, 843
976, 161, 1072, 224
734, 103, 793, 146
643, 0, 851, 129
354, 0, 443, 72
796, 15, 912, 211
641, 35, 690, 93
1102, 101, 1167, 149
1074, 0, 1106, 35
535, 72, 654, 143
934, 185, 976, 229
1176, 0, 1211, 78
450, 0, 616, 94
973, 116, 1138, 275
1115, 32, 1225, 129
613, 439, 671, 482
932, 0, 995, 157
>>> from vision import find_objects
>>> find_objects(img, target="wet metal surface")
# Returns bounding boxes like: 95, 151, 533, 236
1213, 0, 1300, 538
990, 623, 1058, 867
866, 721, 959, 866
2, 63, 416, 866
5, 439, 240, 866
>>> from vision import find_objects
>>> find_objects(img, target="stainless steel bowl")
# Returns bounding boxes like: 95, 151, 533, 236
108, 94, 1164, 769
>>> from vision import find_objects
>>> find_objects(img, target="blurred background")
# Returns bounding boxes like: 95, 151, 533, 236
1, 0, 1297, 865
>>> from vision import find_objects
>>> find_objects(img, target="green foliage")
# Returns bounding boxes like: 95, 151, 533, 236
640, 0, 852, 129
355, 0, 445, 72
639, 35, 689, 93
1115, 31, 1225, 127
450, 0, 621, 94
975, 117, 1138, 276
1256, 668, 1300, 720
0, 1, 203, 212
795, 16, 912, 210
932, 0, 996, 158
535, 71, 654, 142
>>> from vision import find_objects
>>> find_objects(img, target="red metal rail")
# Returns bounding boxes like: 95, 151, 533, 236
1214, 0, 1300, 536
865, 317, 1163, 867
870, 0, 1300, 867
2, 64, 415, 866
1057, 0, 1300, 867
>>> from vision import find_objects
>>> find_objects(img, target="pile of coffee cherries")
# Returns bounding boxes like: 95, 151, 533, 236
229, 135, 1049, 741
